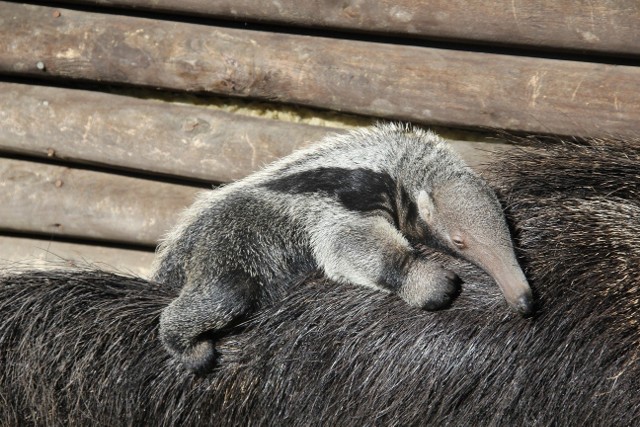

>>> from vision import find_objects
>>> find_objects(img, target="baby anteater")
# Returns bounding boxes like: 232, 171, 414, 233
153, 123, 532, 372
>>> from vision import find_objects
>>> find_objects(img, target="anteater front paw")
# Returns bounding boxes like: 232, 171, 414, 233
399, 263, 461, 310
159, 325, 218, 375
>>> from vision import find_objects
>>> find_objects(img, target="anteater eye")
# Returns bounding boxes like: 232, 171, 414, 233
452, 236, 466, 249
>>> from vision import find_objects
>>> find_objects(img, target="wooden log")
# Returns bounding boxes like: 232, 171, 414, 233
60, 0, 640, 57
0, 82, 504, 180
1, 3, 638, 138
0, 82, 334, 183
0, 236, 154, 277
0, 158, 200, 246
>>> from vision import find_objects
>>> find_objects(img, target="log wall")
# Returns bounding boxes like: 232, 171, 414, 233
2, 3, 639, 138
0, 1, 637, 273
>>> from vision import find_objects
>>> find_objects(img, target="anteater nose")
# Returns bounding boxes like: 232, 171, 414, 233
515, 293, 534, 317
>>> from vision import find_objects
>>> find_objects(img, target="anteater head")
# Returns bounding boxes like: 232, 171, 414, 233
417, 176, 534, 316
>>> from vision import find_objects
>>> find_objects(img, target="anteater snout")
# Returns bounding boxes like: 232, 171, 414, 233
514, 292, 534, 317
480, 254, 534, 317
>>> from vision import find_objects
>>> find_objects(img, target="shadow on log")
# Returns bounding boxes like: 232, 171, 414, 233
1, 138, 639, 426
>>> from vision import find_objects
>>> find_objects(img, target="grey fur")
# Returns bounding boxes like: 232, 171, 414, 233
152, 123, 532, 372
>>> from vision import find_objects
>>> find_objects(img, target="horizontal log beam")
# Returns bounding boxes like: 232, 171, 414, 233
0, 82, 333, 183
0, 3, 639, 138
0, 82, 505, 180
0, 236, 154, 277
0, 158, 200, 246
60, 0, 640, 57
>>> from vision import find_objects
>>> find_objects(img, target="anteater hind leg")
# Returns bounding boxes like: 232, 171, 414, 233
313, 216, 461, 310
159, 279, 255, 373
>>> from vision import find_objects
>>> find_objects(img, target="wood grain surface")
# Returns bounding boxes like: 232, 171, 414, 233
0, 82, 334, 183
0, 82, 506, 180
60, 0, 640, 57
0, 158, 200, 246
1, 2, 638, 138
0, 235, 154, 277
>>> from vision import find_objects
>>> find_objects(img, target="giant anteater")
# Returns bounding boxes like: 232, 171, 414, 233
0, 136, 638, 426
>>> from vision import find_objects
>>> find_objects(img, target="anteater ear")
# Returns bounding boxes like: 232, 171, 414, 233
417, 190, 435, 224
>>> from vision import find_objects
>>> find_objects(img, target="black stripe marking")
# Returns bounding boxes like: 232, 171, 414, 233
265, 167, 429, 241
265, 167, 396, 214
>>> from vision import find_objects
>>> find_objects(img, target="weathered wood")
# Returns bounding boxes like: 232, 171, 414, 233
0, 82, 505, 179
0, 236, 154, 277
60, 0, 640, 57
0, 82, 334, 183
0, 158, 200, 246
1, 3, 638, 138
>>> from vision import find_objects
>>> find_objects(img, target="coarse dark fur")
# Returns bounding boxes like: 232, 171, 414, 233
1, 137, 638, 426
153, 123, 531, 372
